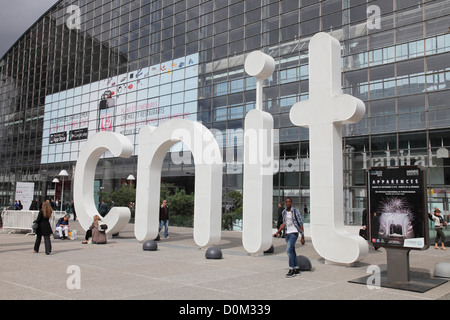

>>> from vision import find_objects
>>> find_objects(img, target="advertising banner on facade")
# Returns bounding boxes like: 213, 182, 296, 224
41, 53, 199, 164
15, 182, 35, 211
367, 166, 429, 250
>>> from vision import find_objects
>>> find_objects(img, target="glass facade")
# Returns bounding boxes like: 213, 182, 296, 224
1, 0, 450, 238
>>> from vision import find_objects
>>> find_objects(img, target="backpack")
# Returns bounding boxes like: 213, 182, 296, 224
98, 222, 108, 232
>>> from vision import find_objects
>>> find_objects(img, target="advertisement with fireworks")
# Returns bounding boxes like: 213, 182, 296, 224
367, 166, 429, 250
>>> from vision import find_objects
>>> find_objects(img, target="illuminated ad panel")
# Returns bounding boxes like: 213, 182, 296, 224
367, 165, 429, 250
41, 53, 198, 164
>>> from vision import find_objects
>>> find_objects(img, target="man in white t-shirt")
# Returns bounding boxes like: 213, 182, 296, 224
274, 197, 305, 278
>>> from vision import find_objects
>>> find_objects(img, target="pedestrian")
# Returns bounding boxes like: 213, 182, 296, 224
360, 208, 379, 250
360, 209, 368, 240
429, 208, 447, 250
273, 197, 305, 278
33, 200, 53, 255
276, 202, 285, 238
71, 200, 77, 221
29, 199, 38, 210
159, 199, 169, 238
303, 204, 309, 223
49, 198, 56, 209
98, 200, 108, 217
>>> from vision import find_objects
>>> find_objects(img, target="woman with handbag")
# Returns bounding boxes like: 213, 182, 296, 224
33, 200, 53, 255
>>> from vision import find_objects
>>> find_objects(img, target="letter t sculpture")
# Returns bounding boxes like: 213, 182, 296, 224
290, 32, 368, 264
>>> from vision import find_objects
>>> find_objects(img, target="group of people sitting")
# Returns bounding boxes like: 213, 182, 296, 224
54, 212, 106, 244
34, 201, 108, 255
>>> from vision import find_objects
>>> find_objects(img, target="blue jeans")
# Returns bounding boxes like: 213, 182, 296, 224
285, 233, 299, 268
159, 219, 169, 238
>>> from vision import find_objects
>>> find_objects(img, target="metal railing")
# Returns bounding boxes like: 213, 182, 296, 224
1, 209, 66, 235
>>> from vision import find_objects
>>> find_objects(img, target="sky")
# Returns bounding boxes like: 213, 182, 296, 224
0, 0, 59, 58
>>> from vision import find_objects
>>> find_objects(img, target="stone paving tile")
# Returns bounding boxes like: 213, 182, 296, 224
1, 222, 449, 301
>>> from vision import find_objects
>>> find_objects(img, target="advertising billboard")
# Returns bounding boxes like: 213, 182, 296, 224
15, 182, 35, 211
367, 166, 429, 250
41, 53, 199, 164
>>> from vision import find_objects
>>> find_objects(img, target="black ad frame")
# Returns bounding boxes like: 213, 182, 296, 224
367, 166, 429, 251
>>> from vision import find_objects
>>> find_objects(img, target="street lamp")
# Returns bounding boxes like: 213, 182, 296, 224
127, 174, 135, 185
52, 178, 59, 203
58, 170, 69, 211
99, 186, 105, 205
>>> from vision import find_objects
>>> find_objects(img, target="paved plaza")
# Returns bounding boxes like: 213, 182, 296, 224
1, 221, 449, 301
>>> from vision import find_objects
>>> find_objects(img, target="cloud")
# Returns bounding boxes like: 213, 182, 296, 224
0, 0, 59, 58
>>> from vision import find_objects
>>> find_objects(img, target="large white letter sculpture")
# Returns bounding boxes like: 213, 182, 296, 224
134, 119, 223, 247
74, 131, 133, 235
242, 51, 275, 254
290, 32, 368, 264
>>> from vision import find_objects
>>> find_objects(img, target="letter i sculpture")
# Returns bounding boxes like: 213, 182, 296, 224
290, 32, 368, 264
243, 51, 275, 254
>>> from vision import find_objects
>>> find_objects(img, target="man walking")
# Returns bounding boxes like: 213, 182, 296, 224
98, 200, 108, 217
159, 200, 170, 238
273, 197, 305, 278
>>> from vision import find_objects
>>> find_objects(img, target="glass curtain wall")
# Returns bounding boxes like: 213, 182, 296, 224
0, 1, 449, 237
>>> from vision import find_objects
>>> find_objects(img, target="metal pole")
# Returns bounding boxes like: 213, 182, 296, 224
61, 176, 64, 211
